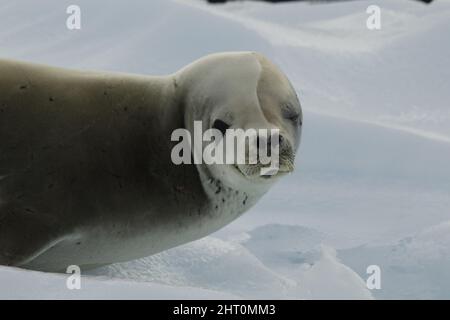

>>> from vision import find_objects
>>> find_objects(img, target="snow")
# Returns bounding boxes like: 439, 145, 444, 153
90, 226, 372, 299
340, 220, 450, 299
0, 0, 449, 299
0, 265, 237, 299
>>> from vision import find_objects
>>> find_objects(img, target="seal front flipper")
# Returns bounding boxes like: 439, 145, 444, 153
0, 203, 64, 268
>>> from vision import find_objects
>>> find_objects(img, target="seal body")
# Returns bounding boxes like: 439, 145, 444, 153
0, 52, 302, 272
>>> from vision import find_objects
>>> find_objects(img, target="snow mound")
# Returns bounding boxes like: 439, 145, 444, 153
241, 225, 372, 299
92, 225, 372, 299
90, 237, 293, 299
340, 220, 450, 299
295, 246, 373, 300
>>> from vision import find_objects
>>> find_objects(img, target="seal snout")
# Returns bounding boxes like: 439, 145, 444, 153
233, 130, 296, 179
209, 116, 296, 179
258, 132, 296, 174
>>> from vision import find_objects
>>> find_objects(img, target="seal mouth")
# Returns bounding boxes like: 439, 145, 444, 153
232, 158, 295, 180
227, 141, 296, 180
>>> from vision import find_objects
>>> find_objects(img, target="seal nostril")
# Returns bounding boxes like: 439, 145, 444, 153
212, 119, 230, 136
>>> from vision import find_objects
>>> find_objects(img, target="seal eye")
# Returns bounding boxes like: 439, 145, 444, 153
288, 114, 300, 123
212, 119, 230, 136
284, 112, 301, 126
281, 105, 301, 125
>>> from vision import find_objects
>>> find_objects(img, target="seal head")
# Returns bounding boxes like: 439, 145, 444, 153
177, 52, 302, 195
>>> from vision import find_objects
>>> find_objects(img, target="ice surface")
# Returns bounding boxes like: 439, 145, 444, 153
0, 265, 237, 299
0, 0, 449, 299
